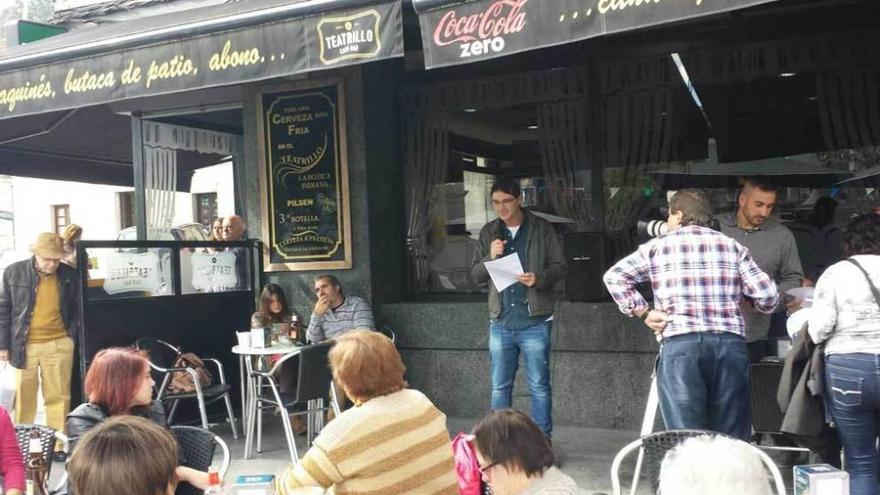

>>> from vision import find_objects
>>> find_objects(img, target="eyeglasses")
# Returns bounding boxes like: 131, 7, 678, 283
222, 225, 234, 231
491, 198, 517, 207
478, 462, 496, 480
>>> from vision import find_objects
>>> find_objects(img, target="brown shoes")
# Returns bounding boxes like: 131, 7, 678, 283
290, 414, 307, 436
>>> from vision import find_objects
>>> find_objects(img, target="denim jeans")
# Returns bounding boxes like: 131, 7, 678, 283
489, 320, 552, 435
825, 353, 880, 495
657, 332, 751, 440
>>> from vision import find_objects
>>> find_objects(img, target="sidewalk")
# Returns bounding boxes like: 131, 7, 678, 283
215, 416, 650, 495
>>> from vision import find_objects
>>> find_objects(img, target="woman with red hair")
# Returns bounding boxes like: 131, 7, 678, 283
66, 347, 209, 490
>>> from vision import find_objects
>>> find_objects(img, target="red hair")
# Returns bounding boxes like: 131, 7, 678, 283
328, 331, 406, 404
85, 348, 150, 416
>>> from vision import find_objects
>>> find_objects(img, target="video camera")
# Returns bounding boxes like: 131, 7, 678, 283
636, 206, 720, 238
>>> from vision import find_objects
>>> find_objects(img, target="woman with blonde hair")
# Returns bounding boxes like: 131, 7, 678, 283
277, 330, 458, 494
60, 224, 83, 268
68, 415, 179, 495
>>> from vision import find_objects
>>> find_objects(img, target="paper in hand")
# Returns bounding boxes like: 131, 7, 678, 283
484, 253, 525, 292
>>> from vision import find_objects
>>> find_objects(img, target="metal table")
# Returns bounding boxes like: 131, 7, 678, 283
232, 343, 303, 459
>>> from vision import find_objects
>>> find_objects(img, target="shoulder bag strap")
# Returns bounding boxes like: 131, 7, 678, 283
847, 258, 880, 310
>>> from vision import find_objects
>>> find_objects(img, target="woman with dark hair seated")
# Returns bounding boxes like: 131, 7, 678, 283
258, 283, 292, 326
68, 415, 179, 495
66, 347, 209, 490
473, 409, 577, 495
809, 213, 880, 495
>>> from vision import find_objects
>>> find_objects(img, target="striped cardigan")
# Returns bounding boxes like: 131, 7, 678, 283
277, 388, 458, 495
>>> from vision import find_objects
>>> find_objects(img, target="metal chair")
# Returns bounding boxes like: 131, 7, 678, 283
750, 359, 810, 458
245, 341, 340, 464
378, 325, 397, 345
171, 425, 230, 495
135, 338, 239, 439
610, 429, 786, 495
15, 424, 69, 495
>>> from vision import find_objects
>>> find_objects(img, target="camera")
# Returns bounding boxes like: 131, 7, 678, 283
637, 219, 669, 238
636, 205, 720, 239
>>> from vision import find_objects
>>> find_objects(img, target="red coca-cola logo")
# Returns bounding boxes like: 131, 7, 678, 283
432, 0, 527, 47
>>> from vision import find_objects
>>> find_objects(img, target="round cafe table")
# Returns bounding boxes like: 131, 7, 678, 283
232, 343, 302, 458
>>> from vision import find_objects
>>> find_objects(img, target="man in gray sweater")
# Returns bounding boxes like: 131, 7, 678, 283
720, 178, 803, 362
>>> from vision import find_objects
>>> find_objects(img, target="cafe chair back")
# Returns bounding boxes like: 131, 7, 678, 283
245, 341, 340, 464
135, 337, 239, 439
378, 326, 397, 345
171, 425, 230, 495
750, 359, 810, 457
610, 429, 786, 495
15, 424, 69, 494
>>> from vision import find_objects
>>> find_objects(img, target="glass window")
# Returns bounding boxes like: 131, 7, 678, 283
403, 75, 595, 295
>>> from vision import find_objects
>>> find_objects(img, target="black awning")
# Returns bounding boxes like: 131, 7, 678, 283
0, 0, 402, 119
413, 0, 780, 69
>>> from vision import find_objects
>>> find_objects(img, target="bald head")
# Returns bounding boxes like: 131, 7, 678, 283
222, 215, 245, 241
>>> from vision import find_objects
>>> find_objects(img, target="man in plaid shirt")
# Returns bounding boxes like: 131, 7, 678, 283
603, 189, 778, 439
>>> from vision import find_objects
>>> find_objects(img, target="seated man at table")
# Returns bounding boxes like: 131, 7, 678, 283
306, 274, 375, 343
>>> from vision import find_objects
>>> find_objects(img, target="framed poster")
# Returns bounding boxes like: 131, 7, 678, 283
258, 80, 352, 271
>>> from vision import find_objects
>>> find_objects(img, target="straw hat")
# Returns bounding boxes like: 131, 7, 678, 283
30, 233, 66, 259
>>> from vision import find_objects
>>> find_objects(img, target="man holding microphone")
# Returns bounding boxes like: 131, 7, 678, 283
471, 178, 567, 440
603, 189, 778, 439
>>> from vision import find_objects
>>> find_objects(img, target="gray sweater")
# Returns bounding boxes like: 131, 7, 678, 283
520, 467, 579, 495
719, 213, 803, 342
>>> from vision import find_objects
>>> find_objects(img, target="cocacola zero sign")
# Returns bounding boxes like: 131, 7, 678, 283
431, 0, 527, 59
416, 0, 783, 69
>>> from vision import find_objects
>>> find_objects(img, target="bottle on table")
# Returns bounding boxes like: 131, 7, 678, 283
204, 466, 227, 494
25, 427, 49, 495
289, 314, 300, 342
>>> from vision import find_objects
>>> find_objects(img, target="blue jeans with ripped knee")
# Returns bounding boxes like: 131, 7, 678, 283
489, 320, 552, 436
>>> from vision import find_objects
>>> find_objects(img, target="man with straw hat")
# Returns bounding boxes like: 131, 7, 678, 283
0, 232, 80, 460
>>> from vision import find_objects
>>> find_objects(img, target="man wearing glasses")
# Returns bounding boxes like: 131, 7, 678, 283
470, 178, 567, 441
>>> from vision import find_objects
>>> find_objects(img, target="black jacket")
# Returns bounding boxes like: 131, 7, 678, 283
66, 401, 166, 453
470, 211, 567, 319
0, 258, 80, 368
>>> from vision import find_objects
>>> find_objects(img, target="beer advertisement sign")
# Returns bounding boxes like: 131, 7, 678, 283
259, 81, 352, 271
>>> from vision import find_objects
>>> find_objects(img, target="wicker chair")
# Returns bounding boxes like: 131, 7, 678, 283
171, 425, 230, 495
610, 429, 786, 495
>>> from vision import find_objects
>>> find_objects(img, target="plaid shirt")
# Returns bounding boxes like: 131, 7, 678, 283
603, 225, 779, 339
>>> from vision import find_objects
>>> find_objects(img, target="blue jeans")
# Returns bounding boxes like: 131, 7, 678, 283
825, 353, 880, 495
489, 320, 552, 435
657, 332, 751, 440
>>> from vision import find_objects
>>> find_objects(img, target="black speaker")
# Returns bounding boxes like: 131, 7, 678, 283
563, 232, 608, 301
563, 230, 637, 301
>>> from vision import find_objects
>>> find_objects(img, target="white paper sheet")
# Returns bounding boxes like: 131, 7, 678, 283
484, 253, 524, 292
786, 286, 815, 301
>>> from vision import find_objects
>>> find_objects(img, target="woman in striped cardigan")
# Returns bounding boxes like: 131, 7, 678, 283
277, 330, 458, 495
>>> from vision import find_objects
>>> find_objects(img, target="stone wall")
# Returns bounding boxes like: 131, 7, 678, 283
382, 301, 659, 431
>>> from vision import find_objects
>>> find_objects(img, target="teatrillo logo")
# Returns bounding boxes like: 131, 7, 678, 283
317, 9, 383, 65
432, 0, 527, 59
